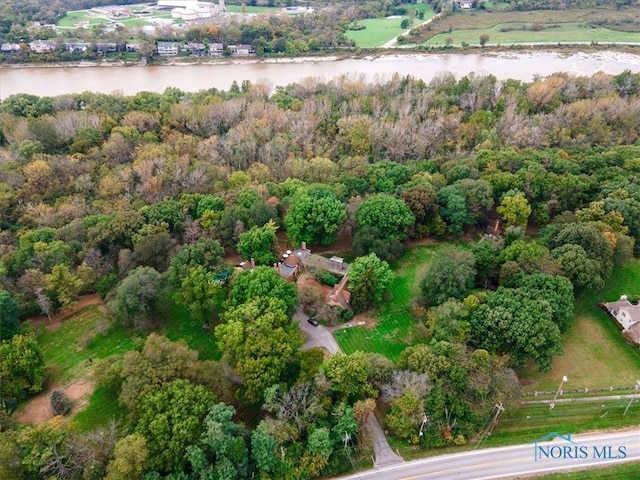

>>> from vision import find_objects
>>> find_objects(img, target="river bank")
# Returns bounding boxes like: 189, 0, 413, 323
2, 42, 640, 71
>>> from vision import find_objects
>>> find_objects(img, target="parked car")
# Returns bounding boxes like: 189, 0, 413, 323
307, 318, 319, 327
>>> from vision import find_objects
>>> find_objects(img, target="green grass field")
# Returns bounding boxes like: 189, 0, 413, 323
518, 259, 640, 392
424, 22, 640, 46
345, 6, 435, 48
531, 460, 640, 479
335, 245, 436, 361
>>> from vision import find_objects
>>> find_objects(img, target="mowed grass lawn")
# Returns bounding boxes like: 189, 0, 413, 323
335, 245, 436, 361
346, 5, 434, 48
35, 295, 221, 431
518, 259, 640, 392
425, 22, 640, 46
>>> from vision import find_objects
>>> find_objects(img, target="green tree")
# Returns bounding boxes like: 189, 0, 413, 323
216, 297, 303, 404
421, 247, 475, 306
167, 238, 225, 287
385, 392, 424, 444
226, 266, 297, 313
356, 194, 415, 242
323, 351, 375, 401
251, 421, 280, 477
118, 333, 226, 415
135, 379, 216, 474
110, 267, 163, 328
400, 184, 439, 225
550, 222, 614, 280
348, 253, 394, 313
185, 403, 249, 480
141, 199, 185, 233
438, 188, 471, 235
497, 190, 531, 229
47, 264, 83, 311
0, 332, 45, 405
0, 290, 21, 341
105, 434, 148, 480
284, 186, 346, 246
237, 221, 278, 265
176, 265, 224, 325
470, 288, 563, 371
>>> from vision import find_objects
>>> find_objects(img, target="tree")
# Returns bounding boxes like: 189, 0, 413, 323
167, 238, 225, 287
237, 221, 278, 265
438, 188, 470, 235
226, 266, 297, 312
216, 297, 303, 404
50, 389, 71, 415
0, 332, 45, 405
135, 379, 216, 474
400, 184, 439, 225
185, 403, 249, 480
323, 351, 375, 402
470, 287, 563, 371
552, 243, 604, 292
550, 222, 614, 280
110, 267, 163, 328
421, 247, 476, 306
118, 333, 226, 415
497, 190, 531, 229
176, 266, 224, 325
356, 194, 415, 242
479, 34, 490, 47
284, 186, 346, 246
251, 421, 280, 477
105, 434, 148, 480
141, 199, 185, 233
47, 264, 83, 311
385, 392, 425, 444
0, 290, 21, 341
348, 253, 394, 313
351, 225, 404, 262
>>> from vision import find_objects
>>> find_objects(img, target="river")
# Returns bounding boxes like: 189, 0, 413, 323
2, 51, 640, 99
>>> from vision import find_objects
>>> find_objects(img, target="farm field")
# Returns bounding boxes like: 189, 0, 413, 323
424, 22, 640, 46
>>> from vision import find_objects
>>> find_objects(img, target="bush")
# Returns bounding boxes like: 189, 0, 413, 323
96, 273, 118, 300
50, 389, 72, 415
316, 270, 338, 287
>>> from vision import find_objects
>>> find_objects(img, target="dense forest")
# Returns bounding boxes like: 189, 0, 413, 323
1, 69, 640, 479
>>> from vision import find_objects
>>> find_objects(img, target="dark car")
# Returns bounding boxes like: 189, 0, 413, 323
307, 318, 319, 327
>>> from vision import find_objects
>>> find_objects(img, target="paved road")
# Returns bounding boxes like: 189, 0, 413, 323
335, 429, 640, 480
295, 307, 403, 468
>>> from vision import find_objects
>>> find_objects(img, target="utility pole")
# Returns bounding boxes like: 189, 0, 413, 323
487, 402, 505, 435
623, 380, 640, 416
418, 413, 429, 438
549, 375, 568, 411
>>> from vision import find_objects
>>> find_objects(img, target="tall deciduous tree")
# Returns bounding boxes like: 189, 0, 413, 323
225, 266, 297, 312
497, 190, 531, 229
348, 253, 394, 313
356, 194, 415, 242
0, 332, 45, 404
421, 247, 476, 307
237, 220, 278, 266
47, 264, 83, 311
284, 186, 346, 246
110, 266, 163, 328
167, 237, 225, 287
105, 434, 148, 480
176, 265, 224, 325
323, 351, 375, 402
135, 379, 216, 474
216, 297, 302, 404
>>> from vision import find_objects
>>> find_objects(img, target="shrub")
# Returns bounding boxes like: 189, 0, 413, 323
50, 389, 72, 416
316, 270, 338, 287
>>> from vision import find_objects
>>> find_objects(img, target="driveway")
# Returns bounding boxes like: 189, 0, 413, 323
294, 307, 341, 355
295, 306, 403, 468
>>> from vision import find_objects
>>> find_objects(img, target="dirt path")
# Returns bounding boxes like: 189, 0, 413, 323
29, 293, 102, 331
14, 380, 95, 424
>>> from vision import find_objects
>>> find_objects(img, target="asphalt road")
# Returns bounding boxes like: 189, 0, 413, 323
335, 429, 640, 480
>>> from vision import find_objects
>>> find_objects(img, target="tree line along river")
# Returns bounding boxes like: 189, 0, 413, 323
2, 51, 640, 99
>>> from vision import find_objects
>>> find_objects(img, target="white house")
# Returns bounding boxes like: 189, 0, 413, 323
604, 295, 640, 331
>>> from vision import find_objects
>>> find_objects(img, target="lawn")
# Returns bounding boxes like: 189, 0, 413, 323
335, 245, 436, 361
36, 305, 140, 384
531, 460, 640, 479
518, 259, 640, 392
424, 22, 640, 46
